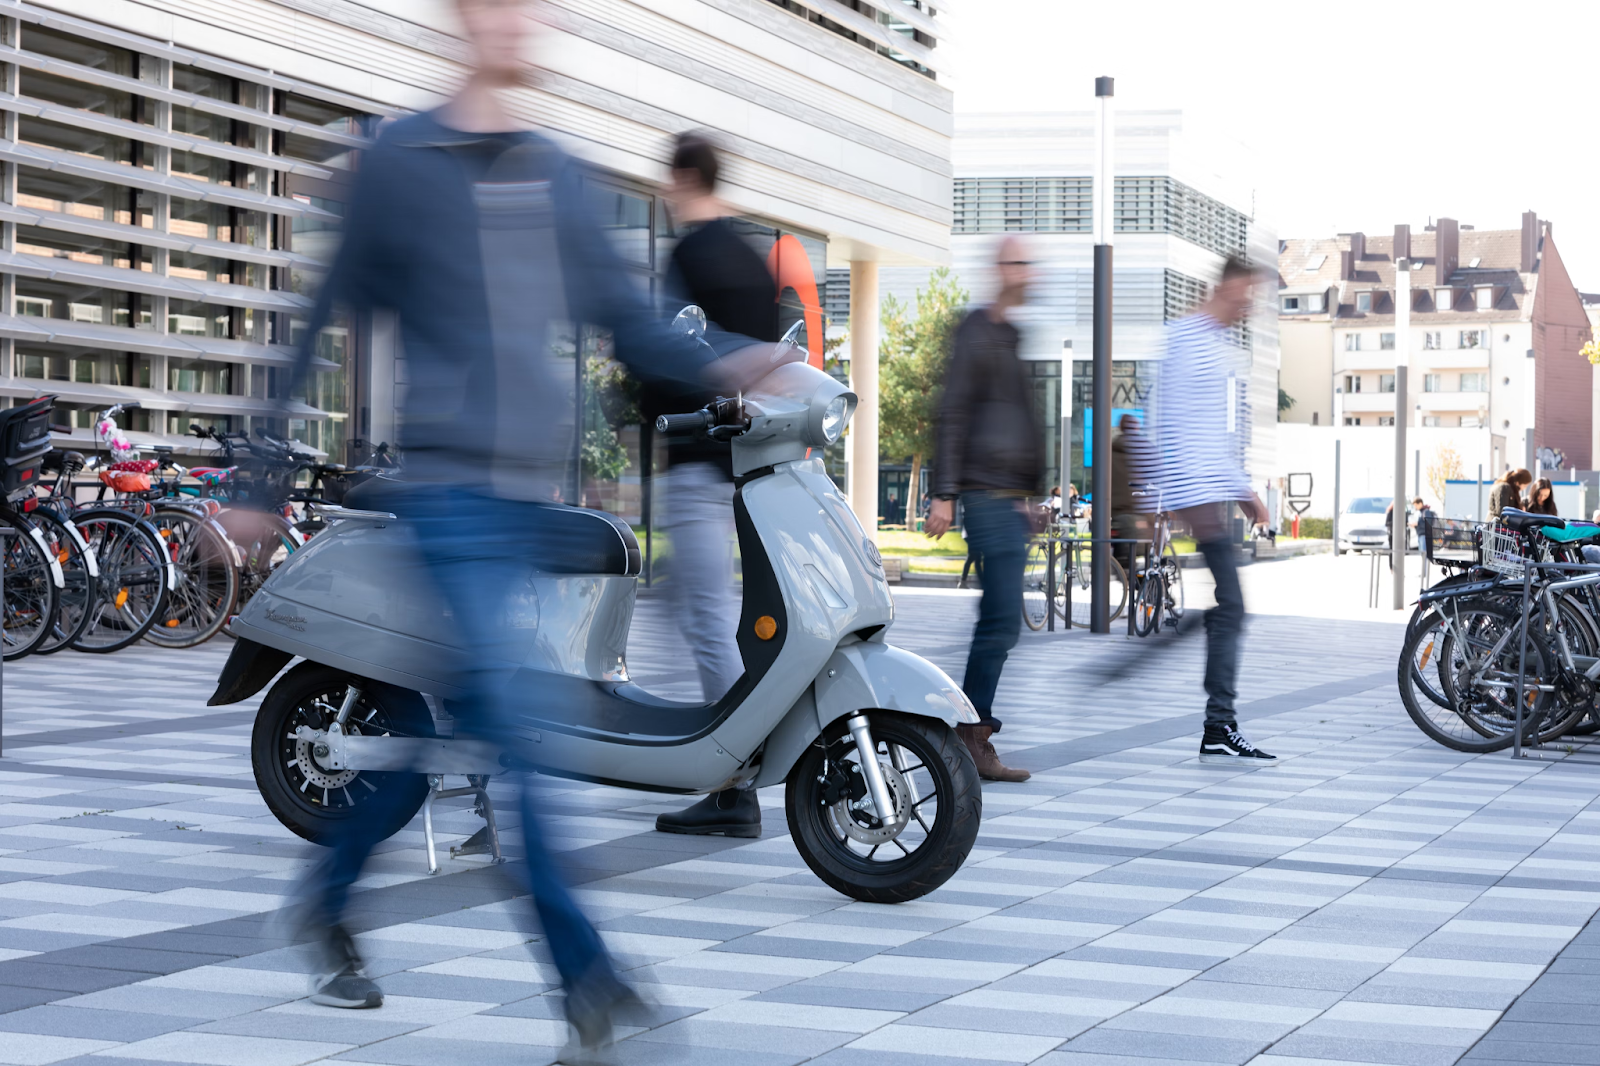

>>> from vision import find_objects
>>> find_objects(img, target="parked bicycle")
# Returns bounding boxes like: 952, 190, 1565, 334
1022, 496, 1127, 631
1130, 485, 1185, 637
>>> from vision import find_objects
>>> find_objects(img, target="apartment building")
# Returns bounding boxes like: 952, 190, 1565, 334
0, 0, 951, 497
1278, 213, 1592, 471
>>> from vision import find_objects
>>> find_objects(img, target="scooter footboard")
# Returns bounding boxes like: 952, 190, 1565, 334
294, 727, 506, 776
751, 641, 979, 789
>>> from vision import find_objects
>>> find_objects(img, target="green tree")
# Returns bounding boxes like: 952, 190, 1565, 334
1278, 386, 1296, 417
878, 268, 968, 519
580, 353, 639, 499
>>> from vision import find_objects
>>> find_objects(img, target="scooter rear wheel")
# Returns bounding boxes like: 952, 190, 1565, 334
253, 663, 435, 845
786, 712, 981, 904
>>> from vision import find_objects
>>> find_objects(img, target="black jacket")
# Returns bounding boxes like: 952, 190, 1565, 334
933, 309, 1044, 497
654, 219, 779, 474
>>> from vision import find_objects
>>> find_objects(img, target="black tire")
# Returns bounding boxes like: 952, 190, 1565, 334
0, 511, 60, 661
252, 663, 435, 845
1022, 542, 1050, 631
786, 712, 981, 904
1133, 569, 1163, 637
145, 507, 238, 648
30, 509, 96, 655
71, 508, 168, 653
1398, 602, 1555, 753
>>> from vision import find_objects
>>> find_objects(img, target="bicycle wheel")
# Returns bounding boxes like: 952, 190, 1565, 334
1022, 541, 1050, 631
220, 508, 300, 610
31, 508, 96, 655
71, 509, 168, 653
1133, 569, 1163, 637
1399, 601, 1554, 752
145, 507, 239, 648
0, 512, 60, 660
1068, 547, 1128, 629
1161, 542, 1184, 626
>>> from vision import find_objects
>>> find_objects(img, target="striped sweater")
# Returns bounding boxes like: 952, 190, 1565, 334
1152, 312, 1253, 512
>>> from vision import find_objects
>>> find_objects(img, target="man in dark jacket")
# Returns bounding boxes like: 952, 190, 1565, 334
289, 1, 784, 1049
924, 236, 1041, 783
653, 132, 778, 839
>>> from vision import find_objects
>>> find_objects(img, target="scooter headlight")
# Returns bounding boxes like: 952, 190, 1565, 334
820, 395, 849, 443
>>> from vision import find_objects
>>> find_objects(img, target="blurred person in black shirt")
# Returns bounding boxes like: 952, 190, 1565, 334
653, 132, 779, 839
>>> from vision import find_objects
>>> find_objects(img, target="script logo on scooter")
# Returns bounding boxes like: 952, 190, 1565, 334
265, 607, 307, 632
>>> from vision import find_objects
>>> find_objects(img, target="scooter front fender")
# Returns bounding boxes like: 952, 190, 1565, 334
751, 642, 979, 789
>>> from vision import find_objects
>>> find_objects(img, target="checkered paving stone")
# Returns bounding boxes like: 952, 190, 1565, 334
0, 569, 1594, 1065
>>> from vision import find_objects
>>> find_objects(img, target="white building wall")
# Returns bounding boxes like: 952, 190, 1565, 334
33, 0, 953, 267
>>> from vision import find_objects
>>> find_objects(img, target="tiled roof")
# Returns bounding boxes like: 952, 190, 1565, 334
1277, 226, 1537, 324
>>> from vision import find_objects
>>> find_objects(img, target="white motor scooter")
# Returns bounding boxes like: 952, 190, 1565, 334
210, 314, 983, 903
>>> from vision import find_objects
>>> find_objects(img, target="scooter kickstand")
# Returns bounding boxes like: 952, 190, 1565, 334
449, 775, 504, 865
423, 775, 443, 875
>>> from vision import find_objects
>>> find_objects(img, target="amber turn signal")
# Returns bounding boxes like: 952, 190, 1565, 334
753, 615, 777, 640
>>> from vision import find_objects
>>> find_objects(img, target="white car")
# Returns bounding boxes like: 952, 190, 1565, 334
1338, 495, 1408, 554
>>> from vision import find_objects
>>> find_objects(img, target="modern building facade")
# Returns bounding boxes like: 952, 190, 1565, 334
1, 0, 951, 530
1278, 213, 1593, 472
872, 109, 1278, 498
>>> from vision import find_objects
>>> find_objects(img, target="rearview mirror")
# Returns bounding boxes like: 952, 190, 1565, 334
672, 305, 707, 339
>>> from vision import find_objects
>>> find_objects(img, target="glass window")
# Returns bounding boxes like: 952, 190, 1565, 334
15, 168, 135, 223
277, 94, 361, 170
1378, 415, 1395, 426
586, 183, 652, 268
23, 24, 136, 78
1350, 375, 1362, 392
1356, 291, 1371, 313
1460, 329, 1486, 348
1344, 334, 1360, 351
16, 225, 142, 270
168, 299, 232, 338
168, 359, 234, 394
1461, 415, 1481, 428
1281, 296, 1299, 312
289, 197, 344, 264
1436, 288, 1453, 311
19, 66, 138, 122
1380, 332, 1395, 350
1476, 287, 1494, 311
1379, 373, 1395, 393
19, 115, 138, 167
1423, 373, 1441, 392
1424, 331, 1440, 350
1461, 372, 1487, 392
1306, 292, 1325, 312
1421, 415, 1441, 427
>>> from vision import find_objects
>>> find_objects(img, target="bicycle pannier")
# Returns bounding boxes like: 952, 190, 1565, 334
0, 396, 53, 500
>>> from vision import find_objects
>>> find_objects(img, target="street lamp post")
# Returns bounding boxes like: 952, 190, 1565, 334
1090, 75, 1114, 634
1392, 258, 1410, 608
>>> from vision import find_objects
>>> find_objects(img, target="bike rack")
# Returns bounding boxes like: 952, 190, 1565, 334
1043, 533, 1153, 636
421, 774, 504, 875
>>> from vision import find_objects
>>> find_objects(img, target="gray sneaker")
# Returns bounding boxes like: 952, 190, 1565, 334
311, 965, 383, 1009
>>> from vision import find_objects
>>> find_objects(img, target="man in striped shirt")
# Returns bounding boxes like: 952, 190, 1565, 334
1153, 256, 1275, 763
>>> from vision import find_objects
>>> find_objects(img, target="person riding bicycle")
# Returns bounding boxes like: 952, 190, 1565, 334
285, 0, 789, 1051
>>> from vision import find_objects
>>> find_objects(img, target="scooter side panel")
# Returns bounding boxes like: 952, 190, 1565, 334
708, 461, 881, 761
750, 686, 821, 790
813, 641, 980, 730
518, 727, 745, 793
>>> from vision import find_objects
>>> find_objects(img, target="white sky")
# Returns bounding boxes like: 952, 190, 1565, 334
940, 0, 1600, 290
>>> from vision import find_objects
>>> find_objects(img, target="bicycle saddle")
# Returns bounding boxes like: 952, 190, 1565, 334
1541, 521, 1600, 544
1499, 509, 1565, 532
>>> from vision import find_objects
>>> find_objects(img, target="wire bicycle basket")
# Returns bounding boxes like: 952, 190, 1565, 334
1481, 526, 1528, 577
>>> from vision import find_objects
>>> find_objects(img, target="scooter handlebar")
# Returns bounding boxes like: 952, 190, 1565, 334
655, 411, 712, 434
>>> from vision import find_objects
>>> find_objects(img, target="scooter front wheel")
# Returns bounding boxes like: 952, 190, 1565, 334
786, 712, 981, 904
252, 663, 435, 845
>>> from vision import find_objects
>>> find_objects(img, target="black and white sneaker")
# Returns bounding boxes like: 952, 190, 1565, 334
308, 925, 383, 1009
312, 965, 383, 1009
1199, 724, 1277, 764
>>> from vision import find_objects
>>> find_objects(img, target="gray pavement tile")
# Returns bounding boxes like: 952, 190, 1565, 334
809, 1051, 1032, 1066
59, 984, 287, 1018
1195, 958, 1386, 992
1480, 1022, 1600, 1046
191, 1010, 425, 1043
1267, 1033, 1472, 1065
899, 1003, 1099, 1039
0, 984, 68, 1011
1095, 1011, 1300, 1042
1293, 1019, 1483, 1049
0, 1003, 192, 1041
599, 1042, 810, 1066
1033, 1054, 1236, 1066
882, 939, 1060, 966
1464, 1040, 1600, 1065
631, 1017, 853, 1056
331, 1036, 559, 1066
1058, 1027, 1268, 1065
704, 936, 879, 963
754, 982, 947, 1013
0, 961, 139, 994
35, 944, 231, 975
372, 971, 543, 1003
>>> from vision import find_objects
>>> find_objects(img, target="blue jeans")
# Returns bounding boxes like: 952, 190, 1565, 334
309, 486, 612, 991
959, 493, 1029, 732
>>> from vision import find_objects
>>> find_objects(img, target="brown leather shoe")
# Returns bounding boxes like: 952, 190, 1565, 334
957, 724, 1031, 782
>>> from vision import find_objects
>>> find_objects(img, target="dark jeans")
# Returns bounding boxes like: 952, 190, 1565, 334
959, 493, 1029, 732
1187, 504, 1245, 728
307, 486, 613, 992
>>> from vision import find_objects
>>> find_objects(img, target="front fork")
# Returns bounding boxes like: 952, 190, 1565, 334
845, 714, 897, 826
